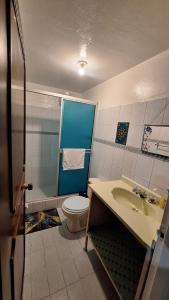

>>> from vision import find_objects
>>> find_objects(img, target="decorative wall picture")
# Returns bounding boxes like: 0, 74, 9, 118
115, 122, 129, 145
142, 125, 169, 158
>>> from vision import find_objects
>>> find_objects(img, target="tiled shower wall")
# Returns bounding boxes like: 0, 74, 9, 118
26, 91, 61, 202
90, 97, 169, 198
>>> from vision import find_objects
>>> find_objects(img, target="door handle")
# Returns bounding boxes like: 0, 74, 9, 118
21, 183, 33, 191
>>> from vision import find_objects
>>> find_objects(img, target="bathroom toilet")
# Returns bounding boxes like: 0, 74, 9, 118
62, 196, 90, 233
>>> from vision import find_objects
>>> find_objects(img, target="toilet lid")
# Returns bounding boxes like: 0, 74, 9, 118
63, 196, 89, 213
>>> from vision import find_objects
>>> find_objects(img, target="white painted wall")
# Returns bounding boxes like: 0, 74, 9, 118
27, 81, 82, 99
83, 49, 169, 108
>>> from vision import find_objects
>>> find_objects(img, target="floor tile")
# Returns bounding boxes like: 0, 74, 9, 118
45, 246, 66, 294
56, 241, 73, 263
74, 252, 94, 278
45, 247, 59, 267
25, 254, 31, 276
50, 289, 68, 300
82, 271, 119, 300
81, 272, 109, 300
79, 233, 93, 251
67, 281, 86, 300
31, 269, 50, 300
46, 263, 65, 294
61, 258, 79, 286
69, 239, 83, 258
41, 228, 56, 249
86, 250, 103, 272
22, 275, 31, 300
25, 235, 31, 256
31, 250, 46, 273
30, 231, 44, 253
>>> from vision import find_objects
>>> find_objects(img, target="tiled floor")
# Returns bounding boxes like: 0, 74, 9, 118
23, 209, 119, 300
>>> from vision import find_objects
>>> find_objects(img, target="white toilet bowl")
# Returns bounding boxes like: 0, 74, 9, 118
62, 196, 89, 233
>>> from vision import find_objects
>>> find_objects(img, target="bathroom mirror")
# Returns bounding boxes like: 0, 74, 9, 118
142, 125, 169, 158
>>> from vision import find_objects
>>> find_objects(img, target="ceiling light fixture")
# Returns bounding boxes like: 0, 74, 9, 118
78, 60, 87, 76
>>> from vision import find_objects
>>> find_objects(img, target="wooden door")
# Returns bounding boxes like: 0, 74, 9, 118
0, 1, 30, 299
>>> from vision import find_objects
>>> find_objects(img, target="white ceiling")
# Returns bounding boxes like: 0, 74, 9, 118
19, 0, 169, 93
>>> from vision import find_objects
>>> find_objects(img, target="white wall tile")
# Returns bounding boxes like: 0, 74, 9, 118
149, 182, 168, 199
133, 176, 149, 188
110, 106, 120, 125
89, 142, 101, 178
122, 151, 137, 180
134, 154, 154, 183
92, 99, 169, 194
109, 164, 122, 180
127, 125, 144, 148
97, 145, 114, 180
150, 159, 169, 191
130, 102, 147, 125
144, 98, 166, 125
111, 147, 125, 169
163, 98, 169, 125
31, 200, 46, 213
119, 104, 132, 122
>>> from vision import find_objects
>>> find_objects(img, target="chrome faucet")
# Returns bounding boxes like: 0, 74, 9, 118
132, 186, 147, 199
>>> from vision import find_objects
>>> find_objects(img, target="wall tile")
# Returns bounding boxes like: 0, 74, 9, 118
111, 147, 125, 169
130, 102, 147, 125
90, 142, 101, 178
31, 200, 46, 213
150, 159, 169, 191
133, 176, 149, 188
162, 98, 169, 125
149, 182, 168, 199
109, 164, 122, 180
119, 104, 132, 122
144, 98, 166, 125
127, 125, 144, 148
122, 151, 137, 180
134, 154, 154, 183
97, 145, 114, 180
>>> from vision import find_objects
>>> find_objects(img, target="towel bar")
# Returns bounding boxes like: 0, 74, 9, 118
59, 148, 92, 154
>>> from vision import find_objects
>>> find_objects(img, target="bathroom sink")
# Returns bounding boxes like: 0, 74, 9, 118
112, 187, 146, 214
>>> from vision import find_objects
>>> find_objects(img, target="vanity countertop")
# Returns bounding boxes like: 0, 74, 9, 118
89, 178, 164, 247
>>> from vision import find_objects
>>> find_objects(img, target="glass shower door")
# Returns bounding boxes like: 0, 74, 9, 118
26, 92, 61, 202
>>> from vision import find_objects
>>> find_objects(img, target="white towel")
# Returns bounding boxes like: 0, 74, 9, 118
62, 149, 85, 171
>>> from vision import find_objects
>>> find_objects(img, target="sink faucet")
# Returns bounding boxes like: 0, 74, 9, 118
132, 186, 147, 199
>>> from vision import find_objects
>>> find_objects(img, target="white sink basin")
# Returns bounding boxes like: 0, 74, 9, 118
112, 187, 145, 214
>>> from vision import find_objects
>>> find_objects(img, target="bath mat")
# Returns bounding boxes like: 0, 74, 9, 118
25, 208, 62, 234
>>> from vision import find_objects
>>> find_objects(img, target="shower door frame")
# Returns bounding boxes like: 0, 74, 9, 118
56, 97, 97, 196
26, 88, 97, 197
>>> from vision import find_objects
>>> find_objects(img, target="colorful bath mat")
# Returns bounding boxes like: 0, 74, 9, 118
25, 208, 62, 234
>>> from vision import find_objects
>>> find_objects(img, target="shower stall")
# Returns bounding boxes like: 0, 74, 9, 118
25, 90, 96, 203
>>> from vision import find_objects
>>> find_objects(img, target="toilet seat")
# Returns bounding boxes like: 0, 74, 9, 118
62, 196, 89, 214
